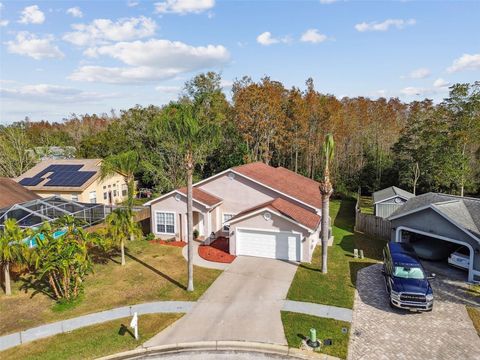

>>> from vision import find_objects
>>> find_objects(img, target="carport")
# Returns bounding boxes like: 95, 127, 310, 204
388, 193, 480, 283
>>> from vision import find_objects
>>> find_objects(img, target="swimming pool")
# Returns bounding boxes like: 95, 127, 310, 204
25, 229, 67, 248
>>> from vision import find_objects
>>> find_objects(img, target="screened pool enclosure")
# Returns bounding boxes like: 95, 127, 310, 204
0, 196, 108, 230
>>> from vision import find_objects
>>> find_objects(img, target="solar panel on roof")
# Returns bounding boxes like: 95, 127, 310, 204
20, 164, 86, 187
44, 170, 96, 187
19, 177, 43, 186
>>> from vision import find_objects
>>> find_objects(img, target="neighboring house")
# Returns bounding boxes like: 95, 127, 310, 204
16, 159, 128, 205
373, 186, 415, 218
0, 177, 40, 211
389, 193, 480, 282
145, 162, 325, 262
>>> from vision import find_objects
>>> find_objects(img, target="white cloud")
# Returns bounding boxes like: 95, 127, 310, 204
19, 5, 45, 24
71, 39, 229, 83
155, 85, 181, 93
433, 78, 450, 88
155, 0, 215, 14
400, 86, 427, 96
63, 16, 157, 46
319, 0, 338, 3
66, 7, 83, 18
6, 32, 64, 60
402, 67, 431, 79
0, 83, 116, 103
257, 32, 278, 46
300, 29, 327, 44
447, 53, 480, 73
0, 2, 8, 26
256, 31, 291, 46
355, 18, 416, 32
127, 0, 139, 7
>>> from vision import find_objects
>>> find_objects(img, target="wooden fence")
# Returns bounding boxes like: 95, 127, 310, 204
355, 189, 392, 240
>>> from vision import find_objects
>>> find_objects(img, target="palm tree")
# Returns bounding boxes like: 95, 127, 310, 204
159, 103, 221, 291
0, 219, 26, 295
105, 209, 141, 266
319, 134, 335, 274
101, 150, 139, 240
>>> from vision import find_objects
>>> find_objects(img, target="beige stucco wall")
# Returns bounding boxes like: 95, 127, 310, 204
198, 171, 320, 238
34, 173, 127, 205
149, 192, 209, 240
228, 211, 313, 262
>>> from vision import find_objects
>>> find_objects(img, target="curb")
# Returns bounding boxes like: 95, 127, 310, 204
97, 341, 340, 360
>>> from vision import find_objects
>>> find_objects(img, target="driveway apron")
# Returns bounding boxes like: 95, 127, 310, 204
144, 256, 298, 346
348, 263, 480, 360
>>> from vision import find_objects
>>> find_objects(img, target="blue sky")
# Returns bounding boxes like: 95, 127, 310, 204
1, 0, 479, 123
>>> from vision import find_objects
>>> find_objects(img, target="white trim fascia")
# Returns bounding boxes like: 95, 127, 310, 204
229, 170, 319, 212
388, 204, 433, 220
228, 207, 314, 233
171, 167, 320, 212
429, 205, 480, 243
373, 194, 410, 205
389, 203, 480, 243
153, 210, 177, 236
395, 225, 476, 282
144, 189, 177, 206
145, 189, 220, 209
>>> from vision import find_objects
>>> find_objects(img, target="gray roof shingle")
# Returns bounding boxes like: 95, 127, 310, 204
389, 193, 480, 238
373, 186, 415, 204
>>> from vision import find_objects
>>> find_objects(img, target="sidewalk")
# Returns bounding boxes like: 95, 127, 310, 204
182, 240, 231, 270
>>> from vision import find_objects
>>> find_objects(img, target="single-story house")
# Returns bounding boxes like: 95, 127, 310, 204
16, 159, 127, 205
145, 162, 326, 262
373, 186, 415, 218
389, 193, 480, 282
0, 177, 40, 211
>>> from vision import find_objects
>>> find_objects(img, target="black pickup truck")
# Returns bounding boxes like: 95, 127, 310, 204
382, 242, 435, 311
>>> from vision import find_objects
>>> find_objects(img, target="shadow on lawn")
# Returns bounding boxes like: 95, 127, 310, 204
19, 275, 56, 300
126, 253, 186, 290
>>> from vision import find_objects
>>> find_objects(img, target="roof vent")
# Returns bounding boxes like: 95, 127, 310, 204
263, 212, 272, 221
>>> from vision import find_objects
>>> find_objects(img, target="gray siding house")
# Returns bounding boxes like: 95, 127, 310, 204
373, 186, 415, 218
389, 193, 480, 282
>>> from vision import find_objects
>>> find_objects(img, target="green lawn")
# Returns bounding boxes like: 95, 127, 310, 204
358, 196, 374, 215
0, 313, 182, 360
281, 311, 351, 359
0, 240, 221, 335
287, 199, 385, 309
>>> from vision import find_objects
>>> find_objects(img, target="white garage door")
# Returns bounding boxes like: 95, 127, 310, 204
236, 229, 301, 261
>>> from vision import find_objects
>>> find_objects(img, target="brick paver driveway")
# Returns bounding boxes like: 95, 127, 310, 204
348, 264, 480, 360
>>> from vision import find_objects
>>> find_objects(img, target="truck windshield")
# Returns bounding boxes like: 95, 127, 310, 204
393, 266, 425, 279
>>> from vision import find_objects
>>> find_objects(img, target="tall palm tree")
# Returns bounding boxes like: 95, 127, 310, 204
159, 103, 221, 292
319, 134, 335, 274
101, 150, 139, 240
105, 208, 140, 266
0, 219, 26, 295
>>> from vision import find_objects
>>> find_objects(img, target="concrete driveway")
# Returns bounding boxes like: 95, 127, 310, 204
144, 256, 298, 346
348, 264, 480, 360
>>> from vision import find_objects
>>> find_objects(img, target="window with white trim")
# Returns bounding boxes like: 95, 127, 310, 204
223, 213, 234, 232
156, 212, 175, 234
71, 194, 78, 201
89, 191, 97, 204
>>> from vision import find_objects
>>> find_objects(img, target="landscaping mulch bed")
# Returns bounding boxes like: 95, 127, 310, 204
198, 237, 236, 263
149, 239, 186, 247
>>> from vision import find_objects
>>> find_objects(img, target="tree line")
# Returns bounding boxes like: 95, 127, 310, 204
1, 73, 479, 197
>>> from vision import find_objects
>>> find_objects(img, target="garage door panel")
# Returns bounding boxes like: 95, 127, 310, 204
237, 229, 301, 262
